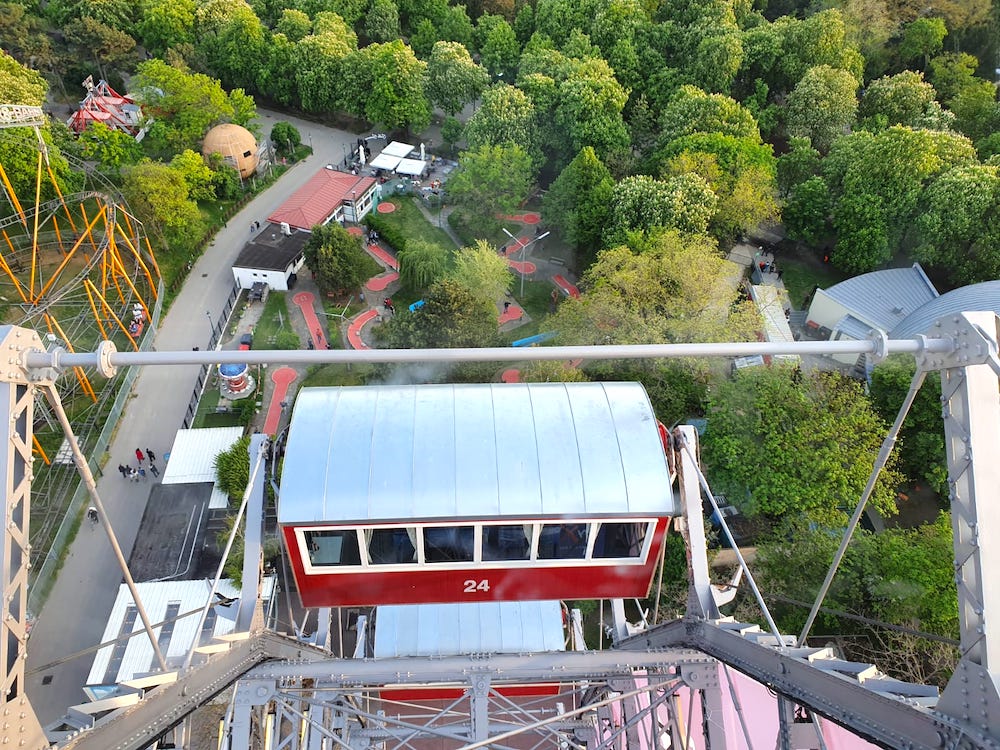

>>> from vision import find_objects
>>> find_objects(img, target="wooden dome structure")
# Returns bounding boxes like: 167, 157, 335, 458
202, 123, 259, 178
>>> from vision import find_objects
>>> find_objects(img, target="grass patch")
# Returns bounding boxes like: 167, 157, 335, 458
518, 278, 558, 320
448, 209, 522, 250
780, 258, 847, 309
301, 362, 376, 388
254, 292, 297, 347
375, 199, 455, 252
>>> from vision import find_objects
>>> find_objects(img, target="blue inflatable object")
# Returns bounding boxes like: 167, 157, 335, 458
408, 299, 426, 312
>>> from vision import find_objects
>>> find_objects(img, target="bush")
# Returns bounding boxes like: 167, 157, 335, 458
272, 121, 302, 155
364, 212, 409, 252
274, 330, 301, 349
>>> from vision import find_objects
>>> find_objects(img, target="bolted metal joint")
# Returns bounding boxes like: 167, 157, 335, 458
868, 328, 890, 364
94, 340, 117, 378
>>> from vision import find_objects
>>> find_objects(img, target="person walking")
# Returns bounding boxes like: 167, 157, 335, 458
149, 463, 159, 478
135, 448, 144, 464
117, 464, 128, 478
146, 448, 156, 463
138, 467, 146, 480
128, 467, 139, 482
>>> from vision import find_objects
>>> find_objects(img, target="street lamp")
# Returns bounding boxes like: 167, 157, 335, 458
502, 230, 550, 299
205, 311, 213, 342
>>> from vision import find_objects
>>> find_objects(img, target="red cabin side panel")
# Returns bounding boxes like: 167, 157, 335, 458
282, 519, 670, 608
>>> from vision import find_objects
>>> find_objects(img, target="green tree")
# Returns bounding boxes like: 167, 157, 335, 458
215, 434, 250, 500
703, 366, 901, 518
898, 17, 946, 70
554, 57, 630, 162
825, 126, 977, 272
440, 116, 463, 151
78, 121, 142, 170
365, 0, 400, 42
271, 121, 301, 156
170, 148, 216, 200
375, 277, 502, 350
913, 163, 1000, 285
859, 71, 938, 129
121, 159, 204, 252
398, 238, 449, 289
606, 174, 718, 242
0, 127, 82, 203
659, 132, 778, 241
927, 52, 978, 101
258, 33, 298, 107
137, 0, 194, 55
448, 240, 512, 309
785, 65, 858, 153
199, 3, 267, 91
533, 0, 600, 46
869, 355, 947, 495
658, 85, 761, 146
776, 137, 822, 196
446, 143, 533, 228
783, 176, 830, 245
302, 223, 380, 294
463, 84, 536, 156
475, 13, 519, 78
134, 59, 247, 153
0, 50, 46, 105
425, 41, 489, 116
542, 146, 614, 258
339, 41, 430, 132
949, 79, 1000, 144
773, 9, 864, 90
64, 16, 136, 80
295, 32, 353, 113
550, 229, 758, 345
275, 8, 311, 41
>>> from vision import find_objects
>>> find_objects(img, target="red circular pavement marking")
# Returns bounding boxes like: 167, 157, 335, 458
507, 259, 537, 276
501, 369, 522, 383
263, 367, 298, 435
347, 226, 363, 236
521, 213, 541, 224
377, 202, 397, 213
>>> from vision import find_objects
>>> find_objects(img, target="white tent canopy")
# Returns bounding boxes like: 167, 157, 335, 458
381, 141, 414, 158
369, 153, 402, 170
395, 158, 427, 177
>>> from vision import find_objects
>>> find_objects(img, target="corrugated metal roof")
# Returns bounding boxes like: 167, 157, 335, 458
822, 264, 938, 332
267, 169, 377, 230
86, 578, 274, 685
834, 314, 874, 340
373, 601, 565, 657
278, 383, 675, 524
890, 281, 1000, 338
162, 427, 243, 485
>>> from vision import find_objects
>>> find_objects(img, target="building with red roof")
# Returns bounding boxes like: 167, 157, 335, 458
66, 79, 142, 137
268, 167, 379, 230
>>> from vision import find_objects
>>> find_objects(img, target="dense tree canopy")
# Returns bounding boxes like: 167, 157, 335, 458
542, 146, 614, 259
302, 223, 379, 294
425, 41, 489, 116
703, 366, 901, 518
606, 173, 718, 242
785, 65, 859, 152
0, 50, 46, 106
122, 160, 204, 252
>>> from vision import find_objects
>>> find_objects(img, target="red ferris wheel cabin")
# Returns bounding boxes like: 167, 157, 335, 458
278, 382, 678, 608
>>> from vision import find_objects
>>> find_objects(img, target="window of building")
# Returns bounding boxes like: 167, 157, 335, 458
482, 525, 532, 561
423, 526, 475, 563
593, 522, 647, 558
367, 527, 416, 564
537, 523, 588, 559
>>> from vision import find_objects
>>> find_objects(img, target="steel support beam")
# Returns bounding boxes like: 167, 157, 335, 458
923, 313, 1000, 737
624, 619, 997, 750
0, 327, 54, 750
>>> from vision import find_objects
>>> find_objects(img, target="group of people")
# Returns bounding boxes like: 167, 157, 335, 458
250, 220, 262, 232
367, 229, 379, 244
117, 447, 160, 482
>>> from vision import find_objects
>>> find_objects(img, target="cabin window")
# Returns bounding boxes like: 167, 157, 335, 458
366, 527, 416, 564
424, 526, 475, 563
537, 523, 588, 559
482, 524, 532, 561
304, 529, 360, 567
593, 522, 646, 558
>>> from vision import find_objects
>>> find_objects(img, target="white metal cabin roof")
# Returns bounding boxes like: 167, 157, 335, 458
162, 427, 244, 510
277, 382, 675, 524
373, 601, 565, 658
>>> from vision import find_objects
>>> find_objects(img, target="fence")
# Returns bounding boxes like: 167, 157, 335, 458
28, 279, 165, 614
181, 281, 243, 430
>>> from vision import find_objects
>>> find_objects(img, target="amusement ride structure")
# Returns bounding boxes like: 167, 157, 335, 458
0, 104, 162, 575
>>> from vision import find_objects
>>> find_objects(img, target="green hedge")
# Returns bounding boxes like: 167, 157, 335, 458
364, 212, 409, 253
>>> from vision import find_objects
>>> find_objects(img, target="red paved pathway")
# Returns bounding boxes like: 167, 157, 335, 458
507, 259, 537, 276
348, 309, 379, 349
553, 274, 581, 298
292, 291, 327, 348
501, 369, 522, 383
347, 226, 363, 236
367, 243, 399, 270
498, 303, 524, 325
262, 367, 297, 435
366, 271, 399, 292
497, 212, 541, 224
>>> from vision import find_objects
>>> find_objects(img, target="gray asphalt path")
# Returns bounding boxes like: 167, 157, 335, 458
24, 109, 358, 725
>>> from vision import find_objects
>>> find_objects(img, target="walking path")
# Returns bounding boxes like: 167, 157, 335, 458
262, 367, 298, 435
24, 109, 360, 725
292, 291, 326, 348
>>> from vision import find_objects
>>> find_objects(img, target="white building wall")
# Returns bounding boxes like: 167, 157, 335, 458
232, 267, 291, 291
805, 289, 850, 332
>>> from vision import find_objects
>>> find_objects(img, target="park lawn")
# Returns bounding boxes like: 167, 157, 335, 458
780, 258, 847, 309
379, 198, 455, 252
301, 362, 375, 388
254, 292, 298, 347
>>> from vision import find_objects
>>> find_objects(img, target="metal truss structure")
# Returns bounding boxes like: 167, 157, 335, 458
1, 317, 1000, 749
